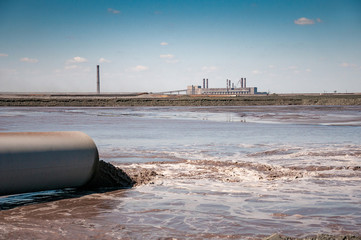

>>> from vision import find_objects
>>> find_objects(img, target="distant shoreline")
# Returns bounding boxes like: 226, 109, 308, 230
1, 93, 361, 106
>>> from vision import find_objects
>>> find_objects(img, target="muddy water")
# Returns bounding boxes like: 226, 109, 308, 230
0, 106, 361, 239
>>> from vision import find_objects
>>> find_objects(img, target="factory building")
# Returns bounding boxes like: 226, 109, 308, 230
187, 78, 259, 95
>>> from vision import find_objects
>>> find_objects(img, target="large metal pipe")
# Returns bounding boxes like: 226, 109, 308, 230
0, 131, 99, 196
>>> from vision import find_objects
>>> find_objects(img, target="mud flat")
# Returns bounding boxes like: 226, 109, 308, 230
1, 93, 361, 106
264, 233, 361, 240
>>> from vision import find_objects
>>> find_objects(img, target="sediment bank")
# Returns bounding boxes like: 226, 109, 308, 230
1, 93, 361, 106
83, 160, 158, 189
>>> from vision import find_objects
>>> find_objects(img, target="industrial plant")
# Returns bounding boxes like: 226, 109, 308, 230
187, 78, 263, 95
95, 65, 264, 96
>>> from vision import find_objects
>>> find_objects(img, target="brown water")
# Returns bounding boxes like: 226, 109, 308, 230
1, 106, 361, 239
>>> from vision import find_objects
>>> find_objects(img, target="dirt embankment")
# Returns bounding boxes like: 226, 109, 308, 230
83, 160, 157, 189
1, 94, 361, 106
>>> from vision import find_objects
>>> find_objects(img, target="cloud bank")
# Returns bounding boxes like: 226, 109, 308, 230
0, 53, 8, 57
108, 8, 120, 14
65, 65, 79, 70
66, 56, 88, 64
252, 70, 262, 75
20, 57, 39, 63
160, 54, 174, 59
294, 17, 315, 25
99, 57, 111, 63
341, 62, 358, 68
131, 65, 149, 72
201, 66, 218, 72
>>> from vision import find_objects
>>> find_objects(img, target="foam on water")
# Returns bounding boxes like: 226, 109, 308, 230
1, 106, 361, 239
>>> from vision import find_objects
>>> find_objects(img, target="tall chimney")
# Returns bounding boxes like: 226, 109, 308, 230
97, 65, 100, 94
241, 78, 243, 88
203, 78, 205, 88
244, 78, 246, 88
206, 79, 208, 88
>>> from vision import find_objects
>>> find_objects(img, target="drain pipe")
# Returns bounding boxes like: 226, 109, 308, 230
0, 131, 99, 196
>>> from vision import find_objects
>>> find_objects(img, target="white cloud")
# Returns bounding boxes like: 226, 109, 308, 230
66, 56, 88, 64
316, 18, 322, 23
0, 68, 17, 75
63, 64, 90, 73
160, 54, 179, 63
166, 59, 179, 64
20, 57, 39, 63
99, 57, 111, 63
65, 65, 79, 70
294, 17, 315, 25
252, 70, 262, 75
0, 53, 8, 57
108, 8, 120, 14
160, 42, 168, 46
160, 54, 178, 63
160, 54, 174, 59
201, 66, 218, 72
131, 65, 149, 72
340, 62, 358, 68
305, 68, 312, 72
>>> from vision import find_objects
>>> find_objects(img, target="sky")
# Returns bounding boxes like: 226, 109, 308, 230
0, 0, 360, 93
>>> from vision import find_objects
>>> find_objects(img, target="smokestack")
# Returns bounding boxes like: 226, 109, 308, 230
244, 78, 246, 88
206, 79, 208, 88
97, 65, 100, 94
203, 78, 205, 88
241, 78, 244, 88
227, 79, 231, 91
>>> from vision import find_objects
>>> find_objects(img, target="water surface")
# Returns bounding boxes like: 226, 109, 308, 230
1, 106, 361, 239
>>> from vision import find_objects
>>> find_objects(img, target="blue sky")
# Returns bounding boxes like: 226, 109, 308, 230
0, 0, 360, 93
